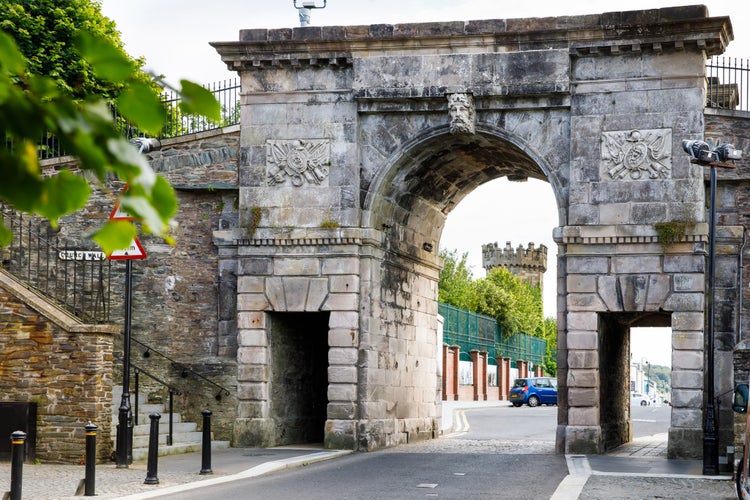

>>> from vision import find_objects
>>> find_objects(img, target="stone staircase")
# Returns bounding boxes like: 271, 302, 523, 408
112, 386, 229, 461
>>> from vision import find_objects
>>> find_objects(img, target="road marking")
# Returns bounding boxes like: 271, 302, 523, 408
550, 455, 591, 500
417, 483, 439, 488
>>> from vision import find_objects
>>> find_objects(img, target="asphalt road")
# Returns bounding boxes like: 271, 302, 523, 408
154, 403, 672, 500
156, 405, 567, 500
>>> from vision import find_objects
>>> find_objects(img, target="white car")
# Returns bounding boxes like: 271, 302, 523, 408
631, 393, 650, 406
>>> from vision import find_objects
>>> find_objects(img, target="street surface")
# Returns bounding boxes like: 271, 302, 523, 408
157, 404, 565, 499
139, 403, 738, 500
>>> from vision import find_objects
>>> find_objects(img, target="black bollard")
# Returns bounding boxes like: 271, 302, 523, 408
9, 430, 26, 500
84, 422, 97, 496
116, 400, 129, 468
200, 410, 213, 474
144, 413, 161, 485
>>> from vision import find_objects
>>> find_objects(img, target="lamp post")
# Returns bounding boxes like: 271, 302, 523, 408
682, 139, 742, 475
293, 0, 327, 27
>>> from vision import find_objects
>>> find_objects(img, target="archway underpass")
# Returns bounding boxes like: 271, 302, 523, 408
211, 5, 731, 459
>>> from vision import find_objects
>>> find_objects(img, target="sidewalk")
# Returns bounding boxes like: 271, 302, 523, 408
0, 446, 351, 500
552, 433, 736, 499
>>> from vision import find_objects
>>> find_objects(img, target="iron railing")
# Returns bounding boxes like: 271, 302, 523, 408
706, 57, 749, 113
1, 207, 115, 323
34, 78, 240, 161
438, 302, 546, 365
131, 337, 232, 401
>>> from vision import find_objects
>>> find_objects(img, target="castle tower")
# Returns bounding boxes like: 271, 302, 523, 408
481, 241, 548, 291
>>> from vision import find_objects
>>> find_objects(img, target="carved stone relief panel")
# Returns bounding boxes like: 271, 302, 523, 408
600, 129, 672, 180
266, 139, 331, 187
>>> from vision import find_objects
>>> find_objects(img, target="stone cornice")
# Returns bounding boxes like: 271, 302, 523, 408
211, 6, 732, 71
554, 224, 710, 245
233, 237, 362, 246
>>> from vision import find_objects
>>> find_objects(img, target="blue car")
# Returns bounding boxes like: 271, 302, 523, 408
509, 377, 558, 407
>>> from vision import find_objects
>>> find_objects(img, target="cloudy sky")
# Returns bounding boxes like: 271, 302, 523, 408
100, 0, 749, 367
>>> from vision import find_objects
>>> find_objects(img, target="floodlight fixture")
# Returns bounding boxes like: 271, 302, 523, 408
714, 143, 742, 162
682, 139, 716, 164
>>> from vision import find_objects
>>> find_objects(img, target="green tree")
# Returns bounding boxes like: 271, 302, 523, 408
483, 267, 543, 337
0, 21, 219, 251
538, 317, 557, 375
438, 249, 477, 310
0, 0, 157, 99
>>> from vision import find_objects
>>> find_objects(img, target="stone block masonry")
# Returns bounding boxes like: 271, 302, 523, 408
0, 271, 119, 463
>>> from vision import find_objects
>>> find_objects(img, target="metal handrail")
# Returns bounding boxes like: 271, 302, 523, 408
133, 337, 232, 401
114, 353, 181, 446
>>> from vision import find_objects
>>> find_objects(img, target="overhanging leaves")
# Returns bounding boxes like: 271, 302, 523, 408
179, 79, 221, 122
91, 220, 137, 256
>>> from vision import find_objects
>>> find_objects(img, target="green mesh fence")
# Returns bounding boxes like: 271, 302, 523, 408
438, 303, 545, 365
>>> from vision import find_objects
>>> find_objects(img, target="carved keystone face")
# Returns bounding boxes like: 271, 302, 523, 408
447, 93, 475, 135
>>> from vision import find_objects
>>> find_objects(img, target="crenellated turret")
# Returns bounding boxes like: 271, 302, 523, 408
481, 241, 547, 291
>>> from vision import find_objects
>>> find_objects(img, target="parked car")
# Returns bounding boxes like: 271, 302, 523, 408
631, 393, 650, 406
509, 377, 558, 407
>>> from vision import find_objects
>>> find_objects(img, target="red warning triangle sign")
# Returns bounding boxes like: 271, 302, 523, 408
109, 199, 136, 221
107, 238, 147, 260
110, 185, 136, 221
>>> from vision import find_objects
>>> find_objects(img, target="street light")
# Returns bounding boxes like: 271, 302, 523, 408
293, 0, 327, 27
682, 138, 742, 475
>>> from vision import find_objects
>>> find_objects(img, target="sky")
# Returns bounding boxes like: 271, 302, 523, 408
98, 0, 749, 368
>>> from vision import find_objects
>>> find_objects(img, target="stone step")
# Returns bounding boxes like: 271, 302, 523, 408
110, 421, 198, 441
111, 411, 186, 426
131, 440, 230, 461
110, 387, 221, 458
131, 431, 203, 449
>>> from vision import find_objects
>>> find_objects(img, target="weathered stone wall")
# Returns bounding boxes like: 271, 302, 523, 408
707, 110, 750, 456
28, 127, 242, 442
0, 271, 118, 463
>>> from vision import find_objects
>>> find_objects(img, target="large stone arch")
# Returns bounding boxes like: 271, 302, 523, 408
212, 5, 733, 458
362, 123, 567, 232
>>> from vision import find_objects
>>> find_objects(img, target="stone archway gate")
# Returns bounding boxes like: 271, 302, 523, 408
211, 6, 733, 458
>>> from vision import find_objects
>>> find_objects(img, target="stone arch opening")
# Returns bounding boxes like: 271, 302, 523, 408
269, 311, 329, 445
359, 127, 565, 449
598, 312, 671, 451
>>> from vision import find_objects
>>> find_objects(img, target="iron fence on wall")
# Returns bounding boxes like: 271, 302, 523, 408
706, 57, 749, 112
34, 78, 240, 161
438, 302, 546, 365
0, 207, 115, 324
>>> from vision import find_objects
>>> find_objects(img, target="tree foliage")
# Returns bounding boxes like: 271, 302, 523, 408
439, 248, 547, 336
0, 1, 220, 252
438, 247, 557, 374
0, 0, 157, 99
437, 249, 476, 310
538, 317, 558, 375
